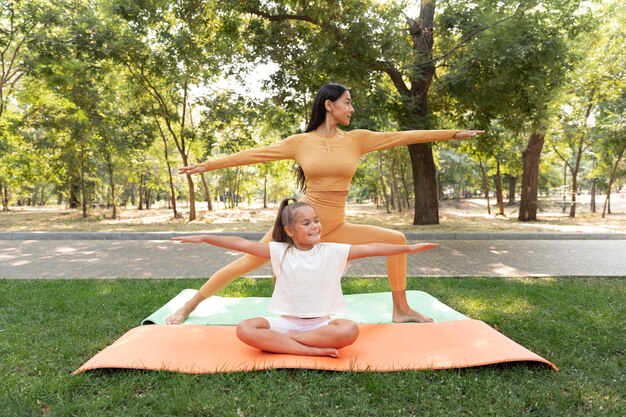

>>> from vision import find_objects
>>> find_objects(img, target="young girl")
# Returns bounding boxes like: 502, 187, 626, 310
172, 198, 438, 358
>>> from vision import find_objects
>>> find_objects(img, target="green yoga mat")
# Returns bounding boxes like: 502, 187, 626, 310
141, 290, 468, 325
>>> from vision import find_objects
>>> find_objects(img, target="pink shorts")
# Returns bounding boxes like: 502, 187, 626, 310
264, 315, 332, 334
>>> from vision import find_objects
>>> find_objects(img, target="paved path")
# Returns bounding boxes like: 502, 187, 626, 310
1, 233, 625, 279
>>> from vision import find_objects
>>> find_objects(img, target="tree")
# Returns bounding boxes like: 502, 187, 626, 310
438, 0, 586, 221
225, 0, 496, 224
110, 0, 229, 220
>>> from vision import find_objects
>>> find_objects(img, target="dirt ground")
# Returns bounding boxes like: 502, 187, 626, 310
1, 195, 624, 234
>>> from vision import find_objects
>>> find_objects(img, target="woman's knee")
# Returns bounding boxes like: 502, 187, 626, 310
384, 229, 406, 245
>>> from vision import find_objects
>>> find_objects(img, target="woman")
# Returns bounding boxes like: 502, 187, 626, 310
167, 83, 483, 324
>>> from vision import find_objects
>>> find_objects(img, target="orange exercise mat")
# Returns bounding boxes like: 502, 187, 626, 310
75, 320, 557, 374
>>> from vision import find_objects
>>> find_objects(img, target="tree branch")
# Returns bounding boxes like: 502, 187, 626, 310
427, 11, 521, 67
244, 6, 344, 42
552, 146, 573, 172
245, 8, 320, 25
379, 60, 410, 98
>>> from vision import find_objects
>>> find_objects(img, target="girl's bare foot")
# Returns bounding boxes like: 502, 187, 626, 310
284, 334, 340, 357
305, 347, 340, 358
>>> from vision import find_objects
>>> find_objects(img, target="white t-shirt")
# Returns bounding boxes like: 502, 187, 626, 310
268, 241, 351, 318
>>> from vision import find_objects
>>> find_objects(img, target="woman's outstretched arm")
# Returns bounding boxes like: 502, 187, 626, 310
171, 235, 271, 259
357, 129, 484, 154
178, 135, 302, 175
347, 242, 438, 261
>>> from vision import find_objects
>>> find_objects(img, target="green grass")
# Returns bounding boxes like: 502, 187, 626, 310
1, 277, 624, 416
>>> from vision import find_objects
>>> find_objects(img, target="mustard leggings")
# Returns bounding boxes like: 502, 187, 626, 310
198, 192, 407, 298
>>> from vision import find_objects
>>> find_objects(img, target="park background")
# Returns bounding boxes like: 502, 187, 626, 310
1, 1, 625, 416
0, 0, 624, 229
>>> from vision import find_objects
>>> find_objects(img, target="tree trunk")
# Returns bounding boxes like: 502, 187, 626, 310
602, 142, 626, 218
507, 175, 516, 204
234, 167, 241, 208
409, 143, 439, 224
68, 175, 80, 209
569, 87, 595, 218
519, 132, 545, 221
107, 160, 117, 220
590, 179, 596, 213
145, 189, 151, 209
399, 158, 412, 209
561, 163, 568, 213
378, 155, 391, 213
201, 173, 213, 211
80, 142, 87, 218
160, 125, 178, 218
495, 160, 504, 216
1, 181, 9, 211
390, 156, 402, 211
569, 171, 578, 218
183, 171, 196, 219
372, 184, 379, 208
263, 174, 268, 209
383, 1, 439, 224
478, 158, 491, 215
138, 172, 144, 210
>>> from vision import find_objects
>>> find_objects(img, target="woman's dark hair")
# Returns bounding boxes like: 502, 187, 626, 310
294, 83, 350, 192
272, 197, 312, 244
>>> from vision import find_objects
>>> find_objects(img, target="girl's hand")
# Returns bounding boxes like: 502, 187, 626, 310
171, 236, 205, 244
178, 164, 207, 175
453, 130, 485, 139
406, 243, 439, 253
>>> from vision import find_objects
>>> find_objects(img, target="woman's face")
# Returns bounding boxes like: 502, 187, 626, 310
326, 91, 354, 126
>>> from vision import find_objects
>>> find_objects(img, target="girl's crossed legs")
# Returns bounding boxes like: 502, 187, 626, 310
236, 316, 359, 358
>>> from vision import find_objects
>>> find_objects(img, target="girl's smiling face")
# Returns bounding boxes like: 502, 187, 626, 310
284, 205, 322, 250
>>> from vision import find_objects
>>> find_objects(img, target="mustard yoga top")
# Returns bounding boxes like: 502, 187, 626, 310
200, 129, 461, 192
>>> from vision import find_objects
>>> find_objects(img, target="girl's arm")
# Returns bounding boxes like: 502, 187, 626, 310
347, 243, 438, 261
171, 235, 270, 259
178, 135, 301, 175
356, 130, 484, 154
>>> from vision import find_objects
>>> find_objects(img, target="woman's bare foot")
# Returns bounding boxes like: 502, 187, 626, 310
392, 308, 434, 323
391, 290, 434, 323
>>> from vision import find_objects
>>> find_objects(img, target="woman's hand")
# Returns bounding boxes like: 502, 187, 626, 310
178, 164, 207, 175
453, 130, 485, 139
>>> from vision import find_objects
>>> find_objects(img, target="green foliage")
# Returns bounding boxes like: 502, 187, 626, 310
0, 0, 623, 217
438, 0, 585, 131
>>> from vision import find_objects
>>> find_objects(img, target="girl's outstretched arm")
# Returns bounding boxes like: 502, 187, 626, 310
171, 235, 270, 259
347, 243, 438, 260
